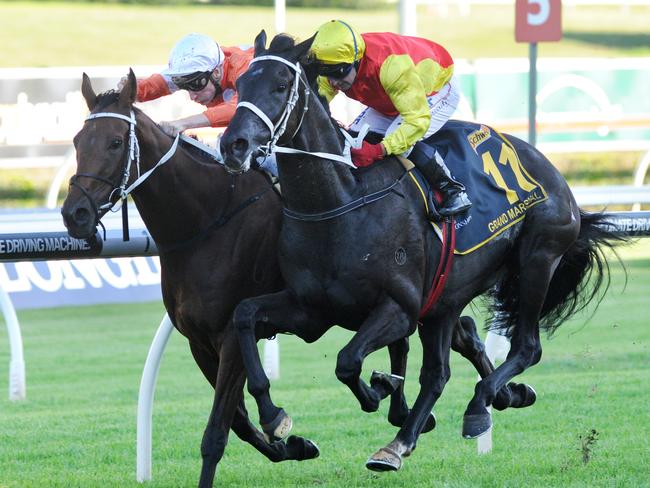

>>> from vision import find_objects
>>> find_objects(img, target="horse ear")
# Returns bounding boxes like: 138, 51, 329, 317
294, 34, 316, 64
118, 68, 137, 108
254, 30, 267, 57
81, 72, 97, 110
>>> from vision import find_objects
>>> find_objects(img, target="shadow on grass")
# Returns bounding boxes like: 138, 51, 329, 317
564, 31, 650, 50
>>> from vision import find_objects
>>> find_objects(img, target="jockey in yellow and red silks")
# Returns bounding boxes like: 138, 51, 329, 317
310, 20, 471, 217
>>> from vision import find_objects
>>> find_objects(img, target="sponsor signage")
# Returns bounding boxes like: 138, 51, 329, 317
515, 0, 562, 43
0, 232, 101, 261
0, 257, 161, 310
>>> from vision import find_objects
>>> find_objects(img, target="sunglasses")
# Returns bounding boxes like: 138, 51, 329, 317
172, 71, 212, 92
317, 62, 354, 80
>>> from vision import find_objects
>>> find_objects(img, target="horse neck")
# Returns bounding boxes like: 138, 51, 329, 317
277, 97, 357, 213
130, 115, 231, 245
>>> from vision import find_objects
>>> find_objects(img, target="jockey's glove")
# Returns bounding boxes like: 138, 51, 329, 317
351, 141, 385, 168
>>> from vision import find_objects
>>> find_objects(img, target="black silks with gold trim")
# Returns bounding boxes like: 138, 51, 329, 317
416, 120, 547, 255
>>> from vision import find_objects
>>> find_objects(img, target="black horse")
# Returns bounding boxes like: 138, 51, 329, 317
220, 32, 622, 471
60, 71, 502, 485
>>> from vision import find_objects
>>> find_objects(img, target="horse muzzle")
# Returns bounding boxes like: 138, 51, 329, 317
61, 203, 97, 240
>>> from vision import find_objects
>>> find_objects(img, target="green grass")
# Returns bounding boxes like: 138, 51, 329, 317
1, 241, 649, 486
0, 2, 649, 68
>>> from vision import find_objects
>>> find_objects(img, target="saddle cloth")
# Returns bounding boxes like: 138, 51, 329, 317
417, 120, 548, 255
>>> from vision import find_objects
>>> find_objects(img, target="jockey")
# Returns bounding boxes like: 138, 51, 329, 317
119, 33, 277, 174
310, 20, 471, 217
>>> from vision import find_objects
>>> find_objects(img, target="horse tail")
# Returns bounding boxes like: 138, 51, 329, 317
490, 210, 626, 338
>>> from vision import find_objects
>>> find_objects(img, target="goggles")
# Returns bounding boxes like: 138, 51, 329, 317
172, 71, 212, 92
317, 62, 354, 80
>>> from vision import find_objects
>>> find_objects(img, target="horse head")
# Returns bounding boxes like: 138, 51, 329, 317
61, 70, 139, 238
220, 31, 315, 174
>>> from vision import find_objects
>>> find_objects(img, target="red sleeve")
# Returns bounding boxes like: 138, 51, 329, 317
203, 94, 239, 127
136, 74, 171, 102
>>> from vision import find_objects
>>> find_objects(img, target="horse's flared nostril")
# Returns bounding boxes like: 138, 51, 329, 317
73, 207, 91, 227
231, 138, 249, 158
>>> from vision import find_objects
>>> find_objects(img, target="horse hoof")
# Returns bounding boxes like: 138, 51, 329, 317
262, 408, 292, 442
370, 370, 404, 398
515, 383, 537, 408
462, 413, 492, 439
287, 435, 320, 461
421, 411, 437, 434
366, 447, 402, 472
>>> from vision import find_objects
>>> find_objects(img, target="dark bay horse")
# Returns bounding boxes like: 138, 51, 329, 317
60, 70, 500, 485
60, 71, 320, 487
220, 32, 622, 471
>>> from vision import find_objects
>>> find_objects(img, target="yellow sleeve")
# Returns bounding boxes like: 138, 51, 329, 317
316, 76, 338, 104
378, 55, 431, 155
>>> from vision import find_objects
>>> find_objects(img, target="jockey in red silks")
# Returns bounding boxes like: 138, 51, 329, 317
120, 33, 252, 137
118, 33, 277, 174
310, 20, 471, 217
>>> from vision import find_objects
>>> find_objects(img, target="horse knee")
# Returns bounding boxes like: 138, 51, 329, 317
420, 365, 450, 393
233, 300, 258, 333
247, 376, 271, 398
200, 429, 227, 462
335, 349, 361, 385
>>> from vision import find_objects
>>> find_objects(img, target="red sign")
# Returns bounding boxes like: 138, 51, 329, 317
515, 0, 562, 43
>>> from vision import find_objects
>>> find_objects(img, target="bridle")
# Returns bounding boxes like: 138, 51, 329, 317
69, 109, 181, 239
236, 55, 361, 167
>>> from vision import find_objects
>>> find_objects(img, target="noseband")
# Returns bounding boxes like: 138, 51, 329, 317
236, 55, 359, 167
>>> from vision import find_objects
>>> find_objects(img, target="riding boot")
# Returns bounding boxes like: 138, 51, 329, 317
409, 142, 472, 217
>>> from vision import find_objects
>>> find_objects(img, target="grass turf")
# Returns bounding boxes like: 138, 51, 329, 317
0, 240, 648, 486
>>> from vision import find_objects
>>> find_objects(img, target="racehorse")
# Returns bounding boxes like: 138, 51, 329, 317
219, 32, 622, 471
60, 71, 320, 487
60, 71, 504, 485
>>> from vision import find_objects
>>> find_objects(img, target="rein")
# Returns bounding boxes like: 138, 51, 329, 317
237, 55, 356, 168
283, 169, 409, 222
71, 109, 252, 244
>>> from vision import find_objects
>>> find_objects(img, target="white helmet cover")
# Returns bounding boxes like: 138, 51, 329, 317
161, 33, 224, 76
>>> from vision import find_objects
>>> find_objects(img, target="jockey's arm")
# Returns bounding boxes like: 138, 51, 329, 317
131, 73, 172, 103
379, 56, 431, 155
159, 113, 211, 137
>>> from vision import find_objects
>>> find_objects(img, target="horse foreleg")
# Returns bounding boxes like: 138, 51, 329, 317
385, 337, 437, 434
231, 400, 320, 462
335, 297, 415, 413
366, 315, 455, 472
233, 289, 331, 442
197, 329, 243, 488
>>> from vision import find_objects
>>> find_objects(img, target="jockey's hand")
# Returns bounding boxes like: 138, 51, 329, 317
351, 141, 385, 167
159, 120, 186, 137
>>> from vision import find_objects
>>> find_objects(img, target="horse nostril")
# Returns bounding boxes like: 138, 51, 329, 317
231, 138, 249, 157
73, 207, 91, 226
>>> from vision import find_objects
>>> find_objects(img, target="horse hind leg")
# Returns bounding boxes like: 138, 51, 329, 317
452, 316, 536, 412
463, 235, 572, 438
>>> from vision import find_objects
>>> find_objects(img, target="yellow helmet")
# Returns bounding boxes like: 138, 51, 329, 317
311, 20, 365, 65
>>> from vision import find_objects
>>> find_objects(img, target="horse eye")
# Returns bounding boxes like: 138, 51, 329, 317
277, 84, 287, 92
108, 138, 123, 150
